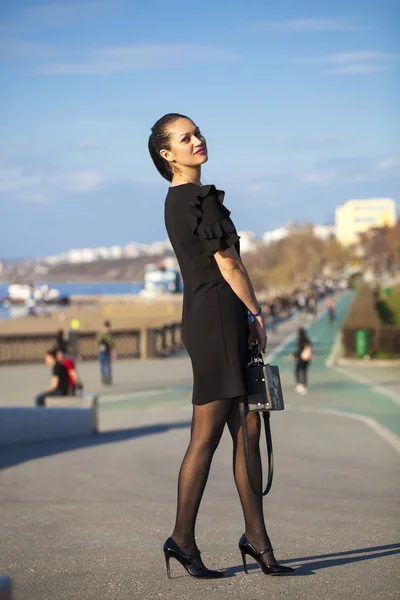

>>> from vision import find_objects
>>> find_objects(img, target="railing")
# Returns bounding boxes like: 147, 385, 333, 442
0, 300, 292, 365
0, 322, 183, 365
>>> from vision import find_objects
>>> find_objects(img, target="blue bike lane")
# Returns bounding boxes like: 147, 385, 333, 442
273, 294, 400, 451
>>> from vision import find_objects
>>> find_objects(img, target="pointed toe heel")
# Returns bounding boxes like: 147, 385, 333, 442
238, 534, 295, 575
163, 537, 224, 579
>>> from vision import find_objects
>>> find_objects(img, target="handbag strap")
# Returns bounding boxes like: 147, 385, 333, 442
239, 398, 274, 496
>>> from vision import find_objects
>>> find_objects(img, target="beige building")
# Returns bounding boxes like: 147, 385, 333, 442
335, 198, 396, 246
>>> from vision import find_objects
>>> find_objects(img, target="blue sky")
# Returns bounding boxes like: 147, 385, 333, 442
0, 0, 399, 259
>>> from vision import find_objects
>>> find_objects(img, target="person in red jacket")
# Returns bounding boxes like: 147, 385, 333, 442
55, 348, 80, 395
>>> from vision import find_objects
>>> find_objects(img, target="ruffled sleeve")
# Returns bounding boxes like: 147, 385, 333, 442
188, 185, 240, 256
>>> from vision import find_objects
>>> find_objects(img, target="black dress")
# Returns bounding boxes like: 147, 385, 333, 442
164, 183, 249, 405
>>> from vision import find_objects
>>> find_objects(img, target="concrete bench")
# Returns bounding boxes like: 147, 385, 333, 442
0, 395, 98, 447
44, 395, 98, 432
0, 577, 12, 600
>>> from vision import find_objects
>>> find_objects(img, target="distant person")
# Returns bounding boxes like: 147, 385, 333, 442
35, 349, 69, 406
290, 328, 313, 395
296, 293, 306, 312
67, 328, 79, 363
269, 301, 278, 333
55, 348, 81, 395
306, 295, 317, 321
55, 329, 69, 353
326, 296, 336, 325
96, 320, 116, 385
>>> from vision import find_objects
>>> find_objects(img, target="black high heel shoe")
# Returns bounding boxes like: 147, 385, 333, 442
163, 537, 225, 579
239, 535, 295, 575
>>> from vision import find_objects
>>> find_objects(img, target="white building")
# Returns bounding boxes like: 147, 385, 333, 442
262, 226, 290, 245
237, 231, 257, 253
109, 245, 123, 259
335, 198, 396, 246
123, 243, 140, 258
313, 225, 336, 240
150, 241, 168, 255
94, 246, 112, 260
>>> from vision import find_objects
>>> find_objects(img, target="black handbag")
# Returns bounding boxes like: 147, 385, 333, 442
240, 343, 285, 496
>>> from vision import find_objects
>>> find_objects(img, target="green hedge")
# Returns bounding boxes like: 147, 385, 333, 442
342, 285, 400, 357
342, 285, 381, 329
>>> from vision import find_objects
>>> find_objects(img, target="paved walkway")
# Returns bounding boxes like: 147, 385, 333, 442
0, 310, 304, 407
276, 294, 400, 445
1, 295, 399, 600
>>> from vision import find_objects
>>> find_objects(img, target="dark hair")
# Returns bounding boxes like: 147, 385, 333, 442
298, 327, 310, 347
148, 113, 188, 181
45, 348, 57, 359
104, 320, 111, 328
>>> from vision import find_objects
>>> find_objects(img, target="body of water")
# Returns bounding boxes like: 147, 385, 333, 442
0, 281, 144, 320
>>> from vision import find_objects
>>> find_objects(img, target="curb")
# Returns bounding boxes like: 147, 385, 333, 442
335, 358, 400, 367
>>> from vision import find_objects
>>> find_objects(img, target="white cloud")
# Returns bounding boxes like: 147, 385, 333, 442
11, 1, 120, 28
0, 168, 45, 202
376, 158, 400, 171
298, 170, 337, 184
74, 141, 103, 150
257, 18, 362, 31
0, 165, 105, 202
277, 132, 349, 150
329, 52, 400, 64
0, 38, 55, 61
328, 64, 390, 75
16, 190, 46, 203
37, 44, 238, 75
296, 50, 400, 75
348, 173, 375, 183
62, 170, 105, 192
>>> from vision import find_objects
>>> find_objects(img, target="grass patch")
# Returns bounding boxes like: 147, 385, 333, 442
376, 284, 400, 325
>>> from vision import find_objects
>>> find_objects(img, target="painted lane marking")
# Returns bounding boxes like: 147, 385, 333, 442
331, 366, 400, 409
290, 406, 400, 455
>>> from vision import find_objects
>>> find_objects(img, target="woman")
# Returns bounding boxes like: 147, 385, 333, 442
55, 329, 69, 354
148, 113, 294, 579
292, 327, 313, 395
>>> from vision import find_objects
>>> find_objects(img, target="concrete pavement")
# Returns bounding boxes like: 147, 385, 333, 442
1, 296, 400, 600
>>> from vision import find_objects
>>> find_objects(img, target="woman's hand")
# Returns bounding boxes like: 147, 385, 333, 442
248, 315, 267, 353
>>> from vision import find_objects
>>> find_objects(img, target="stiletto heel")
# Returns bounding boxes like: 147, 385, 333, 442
240, 549, 248, 574
238, 534, 295, 575
164, 552, 171, 579
163, 537, 224, 579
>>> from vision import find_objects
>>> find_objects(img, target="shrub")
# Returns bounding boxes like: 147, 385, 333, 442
342, 285, 400, 357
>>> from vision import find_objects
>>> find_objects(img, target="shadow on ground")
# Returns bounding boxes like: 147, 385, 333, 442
221, 543, 400, 578
0, 420, 191, 471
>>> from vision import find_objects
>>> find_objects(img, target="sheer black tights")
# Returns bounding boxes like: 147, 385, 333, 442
171, 397, 277, 566
171, 400, 229, 557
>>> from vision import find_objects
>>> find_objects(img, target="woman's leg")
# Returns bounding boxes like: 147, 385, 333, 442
303, 361, 310, 388
295, 360, 301, 384
227, 397, 278, 566
171, 399, 231, 554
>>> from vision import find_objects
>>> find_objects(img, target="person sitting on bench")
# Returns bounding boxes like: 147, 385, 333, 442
55, 347, 80, 395
35, 349, 69, 406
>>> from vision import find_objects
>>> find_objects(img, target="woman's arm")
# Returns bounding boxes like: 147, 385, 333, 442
213, 246, 267, 351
